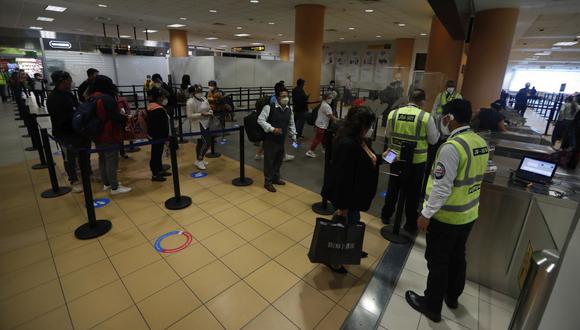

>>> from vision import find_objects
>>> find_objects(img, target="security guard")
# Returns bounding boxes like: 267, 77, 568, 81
432, 80, 462, 116
381, 89, 439, 232
405, 99, 489, 323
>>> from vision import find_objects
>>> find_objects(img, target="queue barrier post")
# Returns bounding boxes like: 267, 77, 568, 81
177, 105, 186, 144
30, 114, 49, 170
23, 108, 38, 152
74, 149, 112, 239
164, 130, 192, 210
205, 135, 221, 158
39, 128, 72, 198
232, 126, 253, 187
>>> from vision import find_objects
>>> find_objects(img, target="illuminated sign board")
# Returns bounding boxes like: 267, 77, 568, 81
48, 41, 72, 49
231, 45, 265, 52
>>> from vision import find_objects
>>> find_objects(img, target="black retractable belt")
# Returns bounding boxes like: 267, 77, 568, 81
30, 114, 48, 170
232, 125, 253, 187
380, 140, 416, 244
39, 128, 72, 198
165, 119, 192, 210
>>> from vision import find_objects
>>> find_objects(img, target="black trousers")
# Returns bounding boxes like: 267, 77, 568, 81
294, 111, 307, 137
150, 142, 164, 176
263, 138, 284, 185
33, 90, 44, 107
196, 124, 210, 161
424, 219, 474, 314
381, 161, 426, 231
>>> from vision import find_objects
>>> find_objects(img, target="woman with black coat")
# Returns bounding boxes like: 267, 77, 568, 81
322, 106, 382, 273
146, 87, 171, 181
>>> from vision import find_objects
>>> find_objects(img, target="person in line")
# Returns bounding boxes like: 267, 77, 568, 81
177, 74, 191, 105
306, 91, 338, 158
186, 84, 213, 170
0, 68, 8, 102
77, 68, 99, 103
146, 88, 171, 182
406, 99, 489, 323
381, 89, 440, 233
292, 78, 309, 139
552, 95, 578, 147
514, 82, 531, 116
87, 75, 131, 195
328, 80, 340, 111
115, 88, 130, 159
46, 71, 84, 193
32, 73, 46, 108
476, 101, 507, 132
144, 74, 154, 91
322, 106, 378, 273
258, 87, 298, 192
432, 80, 462, 118
19, 69, 31, 97
344, 75, 353, 106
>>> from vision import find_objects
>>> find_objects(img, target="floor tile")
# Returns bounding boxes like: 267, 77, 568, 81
60, 259, 119, 302
251, 230, 295, 258
380, 293, 421, 330
394, 269, 427, 298
185, 217, 226, 241
139, 215, 182, 240
123, 259, 180, 302
273, 281, 335, 330
170, 204, 210, 226
67, 280, 133, 330
0, 279, 65, 329
44, 215, 86, 239
479, 286, 517, 312
277, 198, 311, 217
255, 207, 294, 227
315, 304, 349, 330
164, 241, 216, 277
183, 260, 240, 302
243, 306, 299, 330
53, 241, 107, 276
405, 247, 428, 277
0, 258, 57, 300
464, 280, 479, 298
275, 244, 318, 278
0, 240, 52, 275
99, 226, 148, 256
231, 218, 272, 241
338, 279, 368, 311
245, 260, 301, 303
0, 225, 47, 254
92, 306, 149, 330
346, 253, 377, 279
213, 207, 252, 227
110, 242, 162, 277
363, 231, 390, 258
127, 204, 169, 226
198, 198, 234, 215
168, 306, 224, 330
303, 265, 360, 302
206, 281, 269, 329
258, 189, 292, 206
222, 189, 255, 204
15, 305, 72, 330
276, 218, 314, 242
201, 229, 245, 257
189, 189, 220, 204
49, 231, 93, 256
237, 198, 273, 216
478, 300, 513, 330
441, 290, 479, 329
417, 315, 469, 330
220, 243, 270, 278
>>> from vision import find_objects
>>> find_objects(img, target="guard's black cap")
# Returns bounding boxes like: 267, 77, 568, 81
442, 99, 472, 124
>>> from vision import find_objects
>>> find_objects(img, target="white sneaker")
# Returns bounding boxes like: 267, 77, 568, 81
110, 185, 132, 195
283, 154, 295, 161
195, 160, 207, 170
71, 182, 83, 193
102, 185, 111, 191
305, 150, 317, 158
255, 154, 264, 160
203, 160, 209, 165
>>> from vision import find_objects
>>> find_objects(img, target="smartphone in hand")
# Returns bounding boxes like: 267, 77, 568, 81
383, 150, 398, 164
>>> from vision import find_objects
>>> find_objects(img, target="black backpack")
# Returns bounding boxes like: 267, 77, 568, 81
307, 103, 321, 126
244, 95, 272, 142
72, 97, 104, 140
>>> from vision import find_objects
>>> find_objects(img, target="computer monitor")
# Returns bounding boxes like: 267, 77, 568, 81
518, 156, 557, 179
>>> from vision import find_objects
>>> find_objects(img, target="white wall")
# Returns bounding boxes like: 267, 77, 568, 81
44, 50, 115, 87
115, 55, 168, 86
168, 56, 215, 87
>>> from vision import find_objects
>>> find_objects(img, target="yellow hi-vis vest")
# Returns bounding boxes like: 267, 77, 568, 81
436, 91, 462, 114
0, 72, 6, 85
388, 105, 430, 164
424, 130, 489, 225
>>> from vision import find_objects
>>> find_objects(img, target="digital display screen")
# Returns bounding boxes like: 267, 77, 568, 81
383, 150, 397, 164
520, 157, 557, 177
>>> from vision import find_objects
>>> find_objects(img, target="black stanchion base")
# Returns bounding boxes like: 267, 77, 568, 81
205, 152, 221, 158
380, 226, 410, 244
165, 195, 192, 210
32, 163, 49, 170
124, 147, 141, 153
25, 146, 36, 151
22, 134, 30, 138
74, 220, 112, 240
41, 186, 72, 198
162, 164, 171, 171
312, 202, 335, 215
232, 177, 253, 187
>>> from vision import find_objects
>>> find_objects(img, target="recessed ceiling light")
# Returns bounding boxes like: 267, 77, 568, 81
397, 23, 406, 27
268, 22, 275, 25
553, 41, 578, 46
167, 24, 186, 28
534, 51, 551, 56
250, 0, 260, 3
251, 42, 262, 45
281, 40, 294, 43
29, 26, 43, 30
40, 31, 56, 38
339, 37, 345, 40
365, 9, 374, 13
551, 47, 562, 50
420, 33, 428, 36
179, 17, 187, 20
376, 35, 381, 38
45, 5, 67, 12
142, 29, 158, 33
37, 17, 54, 22
348, 27, 355, 30
205, 37, 218, 40
98, 4, 107, 7
120, 35, 132, 38
209, 9, 217, 13
219, 45, 228, 48
277, 33, 283, 36
234, 33, 251, 37
236, 26, 243, 30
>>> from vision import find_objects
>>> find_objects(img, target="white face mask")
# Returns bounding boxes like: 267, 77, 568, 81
365, 128, 374, 138
161, 99, 168, 106
195, 93, 203, 99
326, 98, 333, 103
439, 115, 453, 135
208, 86, 215, 92
280, 97, 290, 106
447, 87, 455, 94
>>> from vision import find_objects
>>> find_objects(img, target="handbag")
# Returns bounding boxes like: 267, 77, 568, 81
308, 215, 365, 265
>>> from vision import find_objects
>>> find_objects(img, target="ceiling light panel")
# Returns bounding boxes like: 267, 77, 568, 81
553, 41, 578, 46
142, 29, 158, 33
37, 17, 54, 22
45, 5, 67, 12
167, 24, 186, 28
234, 33, 250, 37
98, 4, 107, 7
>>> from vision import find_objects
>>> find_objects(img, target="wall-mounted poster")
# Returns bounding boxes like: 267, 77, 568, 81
325, 51, 334, 65
363, 51, 374, 66
377, 50, 389, 65
349, 51, 360, 66
335, 51, 346, 66
360, 51, 374, 82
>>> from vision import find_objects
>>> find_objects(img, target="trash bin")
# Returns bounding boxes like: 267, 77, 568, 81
509, 249, 560, 330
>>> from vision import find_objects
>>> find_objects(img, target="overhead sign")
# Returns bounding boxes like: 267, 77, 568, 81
231, 45, 265, 52
48, 41, 72, 49
43, 39, 78, 51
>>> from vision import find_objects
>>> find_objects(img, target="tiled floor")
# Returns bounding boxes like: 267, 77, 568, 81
377, 234, 517, 330
0, 101, 388, 329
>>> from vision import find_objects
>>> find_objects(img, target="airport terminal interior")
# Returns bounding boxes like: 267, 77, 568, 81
0, 0, 579, 329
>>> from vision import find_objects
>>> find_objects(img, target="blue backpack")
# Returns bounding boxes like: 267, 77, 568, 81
72, 97, 104, 139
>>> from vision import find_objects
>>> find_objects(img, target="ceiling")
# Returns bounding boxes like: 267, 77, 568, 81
0, 0, 433, 50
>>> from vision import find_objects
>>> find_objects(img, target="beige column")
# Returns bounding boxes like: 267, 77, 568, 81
393, 38, 415, 91
279, 44, 290, 62
169, 29, 188, 57
462, 8, 519, 112
293, 4, 325, 102
425, 16, 464, 83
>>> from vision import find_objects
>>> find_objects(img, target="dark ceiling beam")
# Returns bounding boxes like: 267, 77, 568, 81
427, 0, 466, 40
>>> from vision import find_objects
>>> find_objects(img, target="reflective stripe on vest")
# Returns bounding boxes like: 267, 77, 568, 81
388, 106, 430, 164
424, 130, 489, 225
436, 92, 461, 114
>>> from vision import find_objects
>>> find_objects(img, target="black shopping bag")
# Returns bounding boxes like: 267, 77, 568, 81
308, 217, 365, 265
